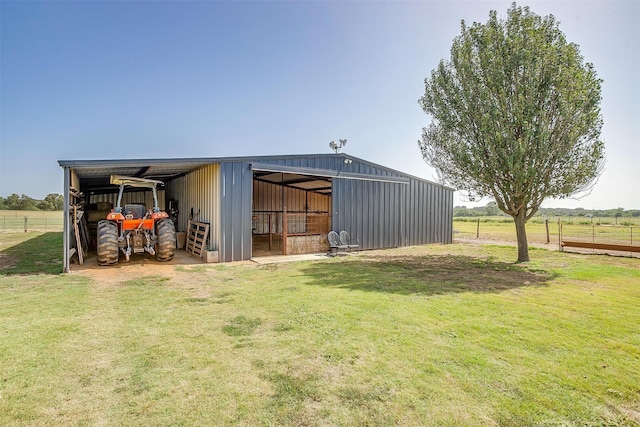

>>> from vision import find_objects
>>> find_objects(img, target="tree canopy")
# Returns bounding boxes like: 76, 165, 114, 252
418, 3, 605, 261
0, 193, 64, 211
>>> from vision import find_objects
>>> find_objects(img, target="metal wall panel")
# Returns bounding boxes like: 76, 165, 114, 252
332, 174, 453, 251
219, 161, 253, 262
165, 164, 220, 252
332, 179, 402, 250
398, 179, 454, 246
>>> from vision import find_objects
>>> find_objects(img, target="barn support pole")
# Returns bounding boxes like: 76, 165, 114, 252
283, 207, 288, 255
62, 167, 71, 273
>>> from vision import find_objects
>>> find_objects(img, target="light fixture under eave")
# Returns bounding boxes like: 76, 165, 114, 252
329, 139, 347, 153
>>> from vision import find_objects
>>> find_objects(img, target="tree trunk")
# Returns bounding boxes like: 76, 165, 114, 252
513, 209, 530, 262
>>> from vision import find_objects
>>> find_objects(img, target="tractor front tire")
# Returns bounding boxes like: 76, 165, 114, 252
97, 220, 119, 266
156, 219, 176, 262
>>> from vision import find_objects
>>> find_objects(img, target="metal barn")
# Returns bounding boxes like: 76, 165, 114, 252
58, 154, 453, 272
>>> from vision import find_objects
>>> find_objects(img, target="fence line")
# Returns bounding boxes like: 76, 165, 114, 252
0, 211, 64, 233
454, 218, 638, 256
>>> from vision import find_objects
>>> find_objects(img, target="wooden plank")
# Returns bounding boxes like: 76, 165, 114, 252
562, 240, 639, 252
185, 220, 210, 258
73, 206, 83, 265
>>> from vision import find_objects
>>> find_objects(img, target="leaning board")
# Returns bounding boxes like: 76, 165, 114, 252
186, 220, 210, 258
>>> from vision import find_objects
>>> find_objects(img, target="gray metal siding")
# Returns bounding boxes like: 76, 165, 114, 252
219, 161, 253, 262
333, 179, 404, 251
333, 174, 453, 251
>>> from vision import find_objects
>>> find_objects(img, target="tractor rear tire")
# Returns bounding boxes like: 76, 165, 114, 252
97, 220, 119, 266
156, 219, 176, 262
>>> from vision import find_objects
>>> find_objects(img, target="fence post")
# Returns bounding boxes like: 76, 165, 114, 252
476, 218, 480, 239
558, 219, 562, 251
24, 216, 28, 233
545, 219, 550, 244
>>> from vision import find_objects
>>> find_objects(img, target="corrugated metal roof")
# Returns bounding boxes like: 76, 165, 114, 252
58, 153, 453, 191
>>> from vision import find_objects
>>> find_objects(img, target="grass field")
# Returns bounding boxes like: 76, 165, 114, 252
0, 210, 63, 232
1, 232, 639, 426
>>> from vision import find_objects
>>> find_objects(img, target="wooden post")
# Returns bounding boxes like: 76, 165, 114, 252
282, 207, 288, 255
558, 218, 562, 251
545, 219, 550, 244
73, 205, 83, 265
476, 218, 480, 239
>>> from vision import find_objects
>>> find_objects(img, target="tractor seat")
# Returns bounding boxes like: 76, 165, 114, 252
123, 204, 146, 219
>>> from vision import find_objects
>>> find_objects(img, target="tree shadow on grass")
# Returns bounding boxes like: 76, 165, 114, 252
0, 232, 62, 275
302, 254, 554, 296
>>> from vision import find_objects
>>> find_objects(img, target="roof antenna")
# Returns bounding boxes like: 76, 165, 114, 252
329, 139, 347, 153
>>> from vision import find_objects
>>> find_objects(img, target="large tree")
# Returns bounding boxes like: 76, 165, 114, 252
38, 193, 64, 211
4, 193, 38, 210
418, 3, 604, 262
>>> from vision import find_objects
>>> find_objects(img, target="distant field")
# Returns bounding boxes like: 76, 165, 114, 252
0, 210, 63, 232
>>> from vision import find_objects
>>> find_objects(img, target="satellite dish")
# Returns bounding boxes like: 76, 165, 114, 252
329, 139, 347, 153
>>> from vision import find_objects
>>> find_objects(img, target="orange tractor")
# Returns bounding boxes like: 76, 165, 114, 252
97, 175, 176, 266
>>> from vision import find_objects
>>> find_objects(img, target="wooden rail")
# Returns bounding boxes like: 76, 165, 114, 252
561, 240, 639, 253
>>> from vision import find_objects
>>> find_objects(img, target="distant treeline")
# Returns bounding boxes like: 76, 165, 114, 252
0, 193, 64, 211
454, 203, 640, 218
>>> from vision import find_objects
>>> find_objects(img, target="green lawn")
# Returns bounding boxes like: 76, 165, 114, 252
1, 233, 639, 426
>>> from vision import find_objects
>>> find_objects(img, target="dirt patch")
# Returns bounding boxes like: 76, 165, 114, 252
69, 250, 206, 286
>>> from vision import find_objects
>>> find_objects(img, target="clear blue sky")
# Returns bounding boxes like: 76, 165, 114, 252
1, 0, 638, 209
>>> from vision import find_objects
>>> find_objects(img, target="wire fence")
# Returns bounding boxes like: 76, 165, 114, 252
561, 224, 636, 246
453, 219, 555, 245
0, 210, 64, 233
454, 218, 639, 256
